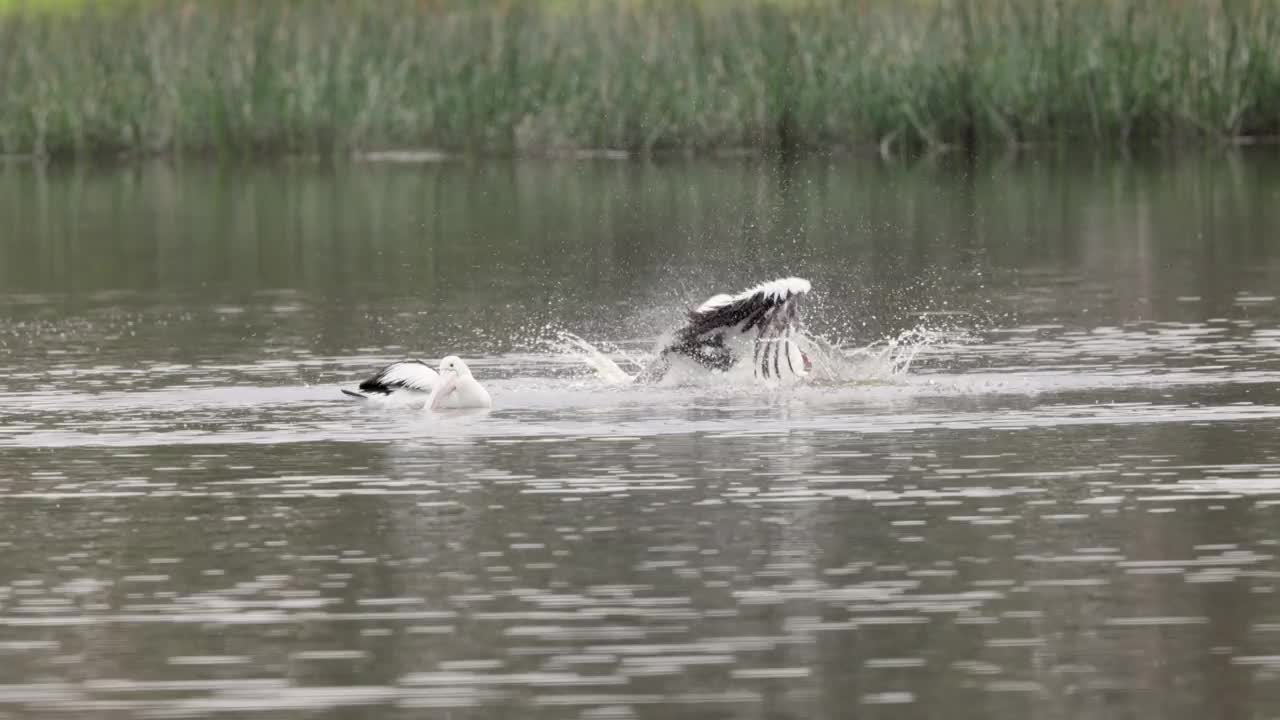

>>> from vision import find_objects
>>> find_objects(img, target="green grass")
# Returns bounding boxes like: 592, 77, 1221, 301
2, 0, 1279, 157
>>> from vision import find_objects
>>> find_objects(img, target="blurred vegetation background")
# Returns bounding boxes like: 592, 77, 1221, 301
1, 0, 1277, 157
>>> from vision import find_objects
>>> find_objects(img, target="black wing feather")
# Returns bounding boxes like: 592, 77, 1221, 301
661, 278, 809, 373
358, 360, 436, 394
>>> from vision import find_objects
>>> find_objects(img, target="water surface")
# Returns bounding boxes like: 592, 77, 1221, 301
2, 152, 1280, 718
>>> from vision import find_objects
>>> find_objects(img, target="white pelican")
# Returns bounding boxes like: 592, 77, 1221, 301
565, 277, 814, 385
427, 355, 492, 409
640, 277, 812, 383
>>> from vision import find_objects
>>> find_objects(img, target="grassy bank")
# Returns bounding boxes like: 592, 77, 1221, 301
2, 0, 1279, 157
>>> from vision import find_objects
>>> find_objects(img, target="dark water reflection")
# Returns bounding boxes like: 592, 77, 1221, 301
1, 152, 1280, 718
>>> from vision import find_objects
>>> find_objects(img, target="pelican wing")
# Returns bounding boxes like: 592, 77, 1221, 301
660, 277, 811, 378
358, 360, 439, 395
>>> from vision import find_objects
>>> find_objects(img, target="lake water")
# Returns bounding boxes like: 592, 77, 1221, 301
2, 151, 1280, 719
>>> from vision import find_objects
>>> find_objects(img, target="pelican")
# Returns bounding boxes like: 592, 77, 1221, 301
565, 277, 813, 384
342, 355, 492, 409
427, 355, 492, 409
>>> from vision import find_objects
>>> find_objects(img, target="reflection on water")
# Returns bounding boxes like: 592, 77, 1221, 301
1, 152, 1280, 718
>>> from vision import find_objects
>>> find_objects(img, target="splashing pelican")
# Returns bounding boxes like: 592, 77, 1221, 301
563, 277, 813, 385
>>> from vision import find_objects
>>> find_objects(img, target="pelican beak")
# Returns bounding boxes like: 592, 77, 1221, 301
429, 371, 459, 410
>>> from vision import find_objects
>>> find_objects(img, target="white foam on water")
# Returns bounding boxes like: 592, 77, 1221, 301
552, 323, 966, 389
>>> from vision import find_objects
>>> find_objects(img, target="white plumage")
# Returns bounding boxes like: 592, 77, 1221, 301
697, 277, 811, 313
366, 361, 439, 392
343, 355, 492, 410
341, 359, 439, 404
428, 356, 493, 410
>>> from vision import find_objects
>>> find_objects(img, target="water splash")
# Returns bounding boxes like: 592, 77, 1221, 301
553, 325, 967, 387
553, 332, 641, 385
802, 326, 971, 384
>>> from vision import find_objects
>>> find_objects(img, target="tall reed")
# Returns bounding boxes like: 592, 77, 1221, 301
2, 0, 1278, 157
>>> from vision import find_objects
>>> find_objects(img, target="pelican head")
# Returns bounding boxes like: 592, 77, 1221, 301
429, 355, 490, 410
438, 355, 473, 378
